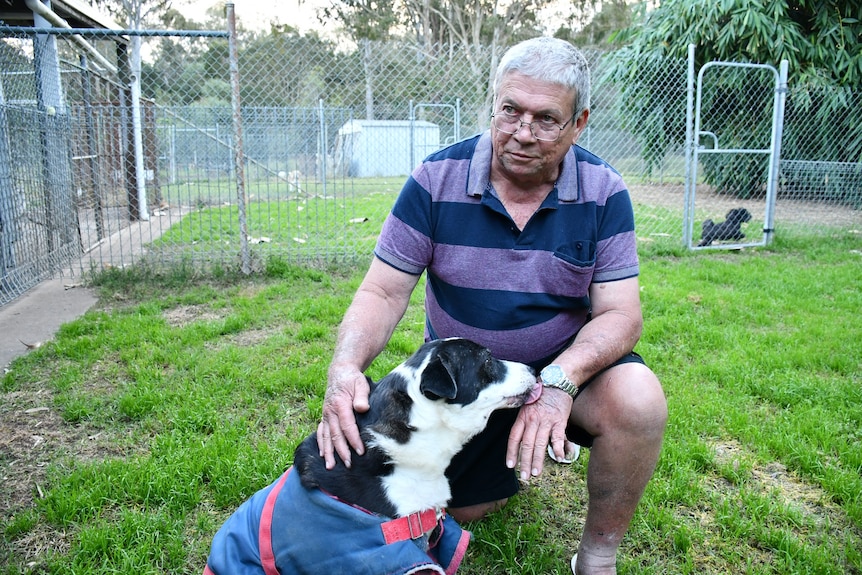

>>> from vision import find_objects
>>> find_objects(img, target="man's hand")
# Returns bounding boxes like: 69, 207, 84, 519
317, 365, 371, 469
506, 385, 573, 480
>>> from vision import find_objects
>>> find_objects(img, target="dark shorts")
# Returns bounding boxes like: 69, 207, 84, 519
445, 351, 646, 508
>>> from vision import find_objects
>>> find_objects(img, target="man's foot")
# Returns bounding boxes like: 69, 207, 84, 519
570, 551, 617, 575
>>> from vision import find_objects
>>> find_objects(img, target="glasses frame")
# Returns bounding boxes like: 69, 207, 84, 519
491, 110, 577, 142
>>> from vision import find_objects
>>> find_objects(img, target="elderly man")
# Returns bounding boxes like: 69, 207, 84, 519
318, 36, 667, 575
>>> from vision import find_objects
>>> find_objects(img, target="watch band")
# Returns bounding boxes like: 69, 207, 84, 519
540, 365, 579, 397
543, 377, 579, 397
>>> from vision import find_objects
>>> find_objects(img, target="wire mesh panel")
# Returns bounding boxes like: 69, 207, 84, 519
688, 62, 780, 250
778, 85, 862, 235
1, 31, 84, 305
2, 14, 862, 307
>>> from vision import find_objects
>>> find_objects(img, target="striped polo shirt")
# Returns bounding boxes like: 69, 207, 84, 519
374, 132, 638, 367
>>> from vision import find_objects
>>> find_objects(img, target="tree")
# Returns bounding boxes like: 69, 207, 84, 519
395, 0, 548, 127
552, 0, 633, 49
320, 0, 399, 119
605, 0, 862, 194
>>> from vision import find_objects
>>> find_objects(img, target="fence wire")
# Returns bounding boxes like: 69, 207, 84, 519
1, 21, 860, 307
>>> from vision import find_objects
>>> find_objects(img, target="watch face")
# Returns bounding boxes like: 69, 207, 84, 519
542, 365, 563, 383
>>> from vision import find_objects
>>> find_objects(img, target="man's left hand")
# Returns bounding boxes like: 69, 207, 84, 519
506, 385, 573, 480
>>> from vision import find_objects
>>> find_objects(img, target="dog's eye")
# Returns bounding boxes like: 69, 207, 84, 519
482, 356, 501, 381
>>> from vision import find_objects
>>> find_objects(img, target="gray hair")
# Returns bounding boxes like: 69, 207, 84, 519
493, 37, 590, 117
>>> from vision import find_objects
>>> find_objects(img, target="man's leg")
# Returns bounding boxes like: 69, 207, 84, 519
570, 362, 667, 575
448, 499, 508, 523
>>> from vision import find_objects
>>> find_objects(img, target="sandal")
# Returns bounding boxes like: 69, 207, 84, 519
547, 440, 580, 464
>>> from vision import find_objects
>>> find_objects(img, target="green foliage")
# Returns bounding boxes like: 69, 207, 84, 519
605, 0, 862, 194
320, 0, 400, 42
554, 0, 634, 48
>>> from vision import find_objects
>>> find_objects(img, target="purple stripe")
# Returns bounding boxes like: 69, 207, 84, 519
431, 244, 594, 298
414, 158, 474, 203
594, 231, 639, 281
375, 216, 430, 274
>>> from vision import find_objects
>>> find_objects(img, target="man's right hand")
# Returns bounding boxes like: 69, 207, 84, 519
317, 365, 371, 469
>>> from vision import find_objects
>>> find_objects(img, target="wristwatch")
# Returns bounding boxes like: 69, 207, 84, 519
540, 364, 579, 397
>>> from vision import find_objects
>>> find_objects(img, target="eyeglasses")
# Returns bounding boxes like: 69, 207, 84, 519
491, 109, 576, 142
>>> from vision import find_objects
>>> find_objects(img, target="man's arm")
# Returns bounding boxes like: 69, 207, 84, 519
506, 276, 643, 478
318, 257, 421, 469
556, 275, 643, 387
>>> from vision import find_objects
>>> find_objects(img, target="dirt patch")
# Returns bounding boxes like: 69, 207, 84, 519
0, 386, 127, 563
630, 183, 862, 227
710, 440, 844, 524
162, 304, 226, 327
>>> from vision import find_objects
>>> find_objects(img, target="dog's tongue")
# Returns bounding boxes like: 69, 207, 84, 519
524, 382, 543, 405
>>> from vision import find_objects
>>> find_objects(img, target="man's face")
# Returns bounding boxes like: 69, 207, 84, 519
491, 72, 588, 184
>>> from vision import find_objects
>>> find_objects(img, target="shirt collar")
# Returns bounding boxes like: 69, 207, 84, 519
466, 131, 580, 202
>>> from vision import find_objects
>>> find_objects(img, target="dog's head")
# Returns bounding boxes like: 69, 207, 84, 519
368, 338, 537, 449
725, 208, 752, 224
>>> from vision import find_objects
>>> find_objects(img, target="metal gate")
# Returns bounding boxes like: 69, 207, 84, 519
684, 46, 788, 250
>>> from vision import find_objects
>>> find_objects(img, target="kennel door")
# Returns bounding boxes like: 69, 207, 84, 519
684, 58, 788, 250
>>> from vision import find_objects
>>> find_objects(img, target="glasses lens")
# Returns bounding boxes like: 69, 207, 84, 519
493, 114, 519, 134
533, 125, 559, 141
493, 114, 560, 142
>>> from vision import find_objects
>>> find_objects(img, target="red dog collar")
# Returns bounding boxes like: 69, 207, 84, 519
380, 508, 443, 544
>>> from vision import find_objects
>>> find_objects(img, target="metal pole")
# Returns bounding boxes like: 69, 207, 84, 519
683, 44, 696, 248
227, 3, 250, 274
455, 98, 461, 142
130, 33, 149, 221
409, 99, 415, 173
764, 60, 788, 246
318, 99, 328, 196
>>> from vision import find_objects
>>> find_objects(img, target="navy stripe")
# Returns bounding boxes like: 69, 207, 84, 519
428, 273, 590, 331
390, 177, 431, 237
432, 201, 513, 248
597, 190, 635, 241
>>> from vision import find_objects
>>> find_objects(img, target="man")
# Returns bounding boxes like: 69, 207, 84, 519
318, 36, 667, 575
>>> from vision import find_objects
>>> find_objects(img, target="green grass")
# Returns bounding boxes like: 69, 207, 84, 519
1, 233, 861, 574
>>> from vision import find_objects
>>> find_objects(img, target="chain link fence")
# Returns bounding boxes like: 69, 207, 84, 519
1, 12, 860, 306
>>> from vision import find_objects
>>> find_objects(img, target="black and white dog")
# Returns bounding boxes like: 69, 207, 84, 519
699, 207, 753, 246
204, 338, 539, 575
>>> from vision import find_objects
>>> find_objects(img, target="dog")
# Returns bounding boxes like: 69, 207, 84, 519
204, 338, 540, 575
698, 207, 753, 246
278, 169, 304, 194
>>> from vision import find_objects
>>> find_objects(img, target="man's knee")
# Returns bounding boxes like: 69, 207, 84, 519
617, 363, 667, 435
588, 363, 667, 438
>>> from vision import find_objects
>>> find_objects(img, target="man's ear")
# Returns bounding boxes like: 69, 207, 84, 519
571, 108, 589, 145
419, 353, 458, 400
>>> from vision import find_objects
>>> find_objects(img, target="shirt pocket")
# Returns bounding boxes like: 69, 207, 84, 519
552, 240, 596, 268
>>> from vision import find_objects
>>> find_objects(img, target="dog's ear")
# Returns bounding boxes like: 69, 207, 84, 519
419, 353, 458, 400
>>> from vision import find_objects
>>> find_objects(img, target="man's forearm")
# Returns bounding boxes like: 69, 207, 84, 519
330, 290, 404, 374
553, 308, 642, 388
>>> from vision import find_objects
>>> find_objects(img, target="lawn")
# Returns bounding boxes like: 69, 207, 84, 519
1, 233, 860, 574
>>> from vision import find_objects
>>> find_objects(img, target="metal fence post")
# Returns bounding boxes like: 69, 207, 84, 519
683, 44, 696, 247
764, 60, 788, 245
227, 3, 250, 274
318, 99, 328, 196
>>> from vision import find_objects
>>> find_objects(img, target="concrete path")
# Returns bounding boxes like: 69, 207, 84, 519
0, 278, 98, 369
1, 205, 191, 370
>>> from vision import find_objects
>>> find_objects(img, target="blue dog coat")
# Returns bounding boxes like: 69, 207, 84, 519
204, 467, 471, 575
